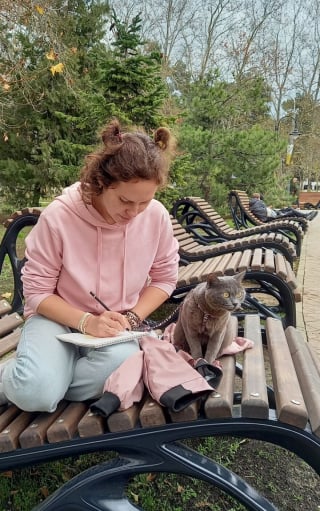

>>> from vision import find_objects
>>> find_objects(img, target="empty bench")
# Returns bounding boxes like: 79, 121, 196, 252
171, 195, 303, 257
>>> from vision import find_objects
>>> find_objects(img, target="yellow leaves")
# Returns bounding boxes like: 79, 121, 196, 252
46, 49, 58, 61
35, 5, 45, 15
1, 292, 12, 299
46, 48, 67, 76
0, 75, 10, 91
50, 63, 65, 76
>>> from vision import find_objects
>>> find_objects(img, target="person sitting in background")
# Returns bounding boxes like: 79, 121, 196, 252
249, 192, 317, 222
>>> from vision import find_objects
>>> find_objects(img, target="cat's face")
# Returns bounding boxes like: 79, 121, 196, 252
204, 272, 246, 312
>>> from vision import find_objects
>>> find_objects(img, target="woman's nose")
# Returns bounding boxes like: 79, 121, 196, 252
126, 204, 140, 217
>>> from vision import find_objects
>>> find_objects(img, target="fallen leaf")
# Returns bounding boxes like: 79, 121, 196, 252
35, 5, 45, 15
46, 49, 58, 61
1, 292, 12, 299
129, 492, 139, 503
50, 63, 64, 76
40, 486, 49, 498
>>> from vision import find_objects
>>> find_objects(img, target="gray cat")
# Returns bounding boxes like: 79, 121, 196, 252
173, 271, 246, 362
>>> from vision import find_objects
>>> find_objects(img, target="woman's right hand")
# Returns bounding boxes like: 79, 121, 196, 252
86, 311, 130, 337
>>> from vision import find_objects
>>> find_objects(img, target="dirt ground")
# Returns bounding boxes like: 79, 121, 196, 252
231, 438, 320, 510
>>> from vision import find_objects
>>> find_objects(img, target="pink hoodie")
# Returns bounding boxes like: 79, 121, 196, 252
22, 183, 180, 318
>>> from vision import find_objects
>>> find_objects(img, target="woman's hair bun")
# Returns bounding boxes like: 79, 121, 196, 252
154, 127, 171, 150
101, 118, 122, 146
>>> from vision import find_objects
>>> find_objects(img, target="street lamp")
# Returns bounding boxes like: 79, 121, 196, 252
285, 125, 301, 165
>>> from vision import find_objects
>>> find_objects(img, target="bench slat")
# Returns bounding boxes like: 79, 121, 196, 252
139, 395, 167, 427
19, 401, 69, 448
266, 318, 308, 428
169, 401, 199, 422
107, 403, 141, 432
0, 411, 36, 452
0, 329, 21, 358
286, 326, 320, 437
78, 409, 107, 437
0, 313, 24, 337
0, 300, 12, 316
204, 316, 238, 419
46, 402, 88, 443
242, 315, 268, 419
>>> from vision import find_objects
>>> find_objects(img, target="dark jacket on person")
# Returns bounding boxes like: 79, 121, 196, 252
249, 197, 268, 222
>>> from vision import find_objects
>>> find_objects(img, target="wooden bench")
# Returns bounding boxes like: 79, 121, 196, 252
0, 306, 319, 510
171, 196, 302, 258
298, 191, 320, 209
1, 208, 319, 510
228, 189, 309, 233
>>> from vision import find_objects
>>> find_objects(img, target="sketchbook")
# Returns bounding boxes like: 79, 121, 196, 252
56, 330, 145, 348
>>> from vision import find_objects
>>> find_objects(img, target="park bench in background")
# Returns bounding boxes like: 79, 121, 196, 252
0, 208, 319, 510
171, 196, 302, 257
298, 190, 320, 209
229, 189, 309, 233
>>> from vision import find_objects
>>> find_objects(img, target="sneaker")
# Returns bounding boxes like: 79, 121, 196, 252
307, 211, 318, 221
0, 360, 10, 406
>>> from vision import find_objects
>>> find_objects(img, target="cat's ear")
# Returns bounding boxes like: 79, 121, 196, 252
235, 270, 246, 283
206, 273, 220, 286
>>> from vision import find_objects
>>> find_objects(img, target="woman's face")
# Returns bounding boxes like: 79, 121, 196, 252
96, 179, 158, 224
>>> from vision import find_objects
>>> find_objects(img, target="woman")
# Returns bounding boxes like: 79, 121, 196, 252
1, 118, 179, 412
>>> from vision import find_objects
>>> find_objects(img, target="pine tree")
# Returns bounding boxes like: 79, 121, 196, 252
98, 11, 168, 130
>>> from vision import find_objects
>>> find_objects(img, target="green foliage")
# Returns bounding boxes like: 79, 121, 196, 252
0, 0, 111, 207
171, 72, 286, 206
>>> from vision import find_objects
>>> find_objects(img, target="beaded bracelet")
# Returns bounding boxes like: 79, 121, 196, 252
78, 312, 93, 334
124, 310, 142, 330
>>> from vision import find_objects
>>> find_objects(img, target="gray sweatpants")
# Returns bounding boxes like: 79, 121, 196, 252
2, 315, 140, 412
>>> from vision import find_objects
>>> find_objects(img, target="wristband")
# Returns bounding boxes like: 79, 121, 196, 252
124, 310, 142, 330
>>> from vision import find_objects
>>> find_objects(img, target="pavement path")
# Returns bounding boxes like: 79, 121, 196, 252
296, 211, 320, 358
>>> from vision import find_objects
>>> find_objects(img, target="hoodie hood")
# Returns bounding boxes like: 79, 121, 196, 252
56, 182, 121, 229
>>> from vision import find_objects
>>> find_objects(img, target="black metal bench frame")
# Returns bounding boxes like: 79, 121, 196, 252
0, 209, 319, 511
171, 196, 303, 257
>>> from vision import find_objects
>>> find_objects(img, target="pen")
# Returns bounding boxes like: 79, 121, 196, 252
90, 291, 130, 331
89, 291, 111, 311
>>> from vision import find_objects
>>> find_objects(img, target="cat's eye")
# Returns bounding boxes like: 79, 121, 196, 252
236, 292, 243, 298
223, 292, 230, 298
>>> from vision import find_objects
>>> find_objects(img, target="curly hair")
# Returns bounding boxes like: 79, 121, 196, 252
80, 118, 176, 204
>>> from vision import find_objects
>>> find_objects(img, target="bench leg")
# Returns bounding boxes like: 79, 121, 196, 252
33, 444, 277, 511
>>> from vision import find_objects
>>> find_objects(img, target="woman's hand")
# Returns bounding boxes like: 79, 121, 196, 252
86, 311, 130, 337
